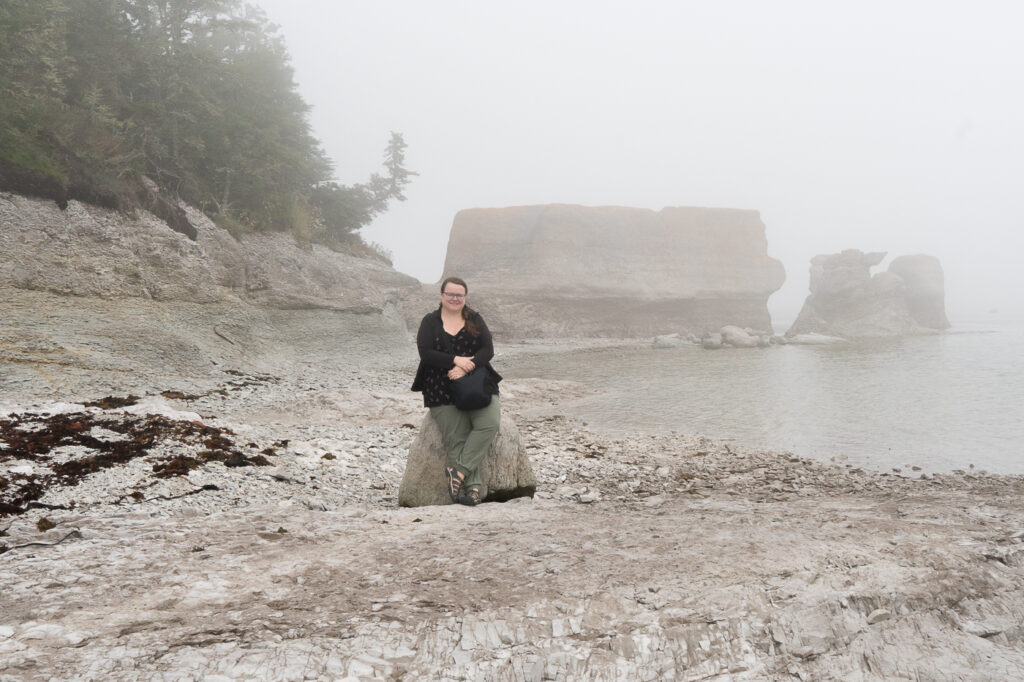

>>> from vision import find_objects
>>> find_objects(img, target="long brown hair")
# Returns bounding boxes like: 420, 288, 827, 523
440, 276, 479, 337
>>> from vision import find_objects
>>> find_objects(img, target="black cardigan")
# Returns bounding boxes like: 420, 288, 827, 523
411, 308, 502, 396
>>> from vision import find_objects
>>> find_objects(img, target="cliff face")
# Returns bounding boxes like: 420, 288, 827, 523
0, 192, 423, 391
786, 250, 950, 338
441, 204, 785, 337
0, 193, 419, 313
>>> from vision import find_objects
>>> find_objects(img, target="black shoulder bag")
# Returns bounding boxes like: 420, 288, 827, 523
441, 329, 492, 411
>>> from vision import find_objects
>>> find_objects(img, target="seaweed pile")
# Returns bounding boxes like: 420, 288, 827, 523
0, 397, 271, 517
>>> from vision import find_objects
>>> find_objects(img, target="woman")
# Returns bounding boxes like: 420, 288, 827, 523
411, 277, 502, 506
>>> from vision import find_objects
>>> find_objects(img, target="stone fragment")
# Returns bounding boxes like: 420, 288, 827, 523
652, 333, 683, 349
552, 619, 567, 637
867, 609, 891, 624
347, 653, 390, 678
785, 333, 846, 345
702, 333, 724, 350
720, 325, 760, 348
397, 414, 536, 506
18, 624, 88, 647
963, 620, 1006, 638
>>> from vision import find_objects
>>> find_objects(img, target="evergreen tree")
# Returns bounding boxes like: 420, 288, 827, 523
0, 0, 413, 256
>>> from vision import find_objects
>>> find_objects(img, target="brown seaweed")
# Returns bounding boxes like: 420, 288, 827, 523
160, 390, 203, 401
1, 408, 270, 517
221, 369, 279, 392
83, 395, 140, 409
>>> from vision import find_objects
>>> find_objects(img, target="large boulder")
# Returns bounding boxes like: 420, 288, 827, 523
397, 414, 536, 507
435, 204, 785, 338
786, 250, 950, 338
719, 325, 762, 348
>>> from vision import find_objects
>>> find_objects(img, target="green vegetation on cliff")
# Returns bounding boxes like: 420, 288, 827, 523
0, 0, 412, 258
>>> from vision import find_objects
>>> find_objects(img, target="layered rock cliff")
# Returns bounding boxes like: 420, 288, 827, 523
0, 193, 419, 313
441, 204, 786, 337
786, 249, 950, 338
0, 192, 421, 393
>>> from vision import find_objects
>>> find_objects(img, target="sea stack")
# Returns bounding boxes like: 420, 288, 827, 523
440, 204, 786, 337
786, 249, 950, 338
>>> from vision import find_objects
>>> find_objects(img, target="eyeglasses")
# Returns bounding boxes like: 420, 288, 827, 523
442, 292, 466, 300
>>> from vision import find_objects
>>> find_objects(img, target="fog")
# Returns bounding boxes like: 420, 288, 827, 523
257, 0, 1024, 325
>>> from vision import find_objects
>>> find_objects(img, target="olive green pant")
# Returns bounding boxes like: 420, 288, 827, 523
430, 395, 500, 493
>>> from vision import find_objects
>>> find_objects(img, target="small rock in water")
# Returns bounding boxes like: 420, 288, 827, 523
652, 333, 682, 349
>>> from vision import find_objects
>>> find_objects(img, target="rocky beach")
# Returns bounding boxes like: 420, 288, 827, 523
2, 195, 1023, 680
3, 311, 1024, 680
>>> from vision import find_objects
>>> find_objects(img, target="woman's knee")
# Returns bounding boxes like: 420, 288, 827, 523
474, 395, 500, 421
474, 421, 499, 438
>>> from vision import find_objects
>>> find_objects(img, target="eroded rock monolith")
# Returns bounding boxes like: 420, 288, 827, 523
438, 204, 785, 337
397, 413, 536, 506
888, 254, 951, 330
0, 193, 419, 312
786, 250, 950, 338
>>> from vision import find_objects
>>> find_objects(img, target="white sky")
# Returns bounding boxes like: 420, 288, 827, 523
256, 0, 1024, 324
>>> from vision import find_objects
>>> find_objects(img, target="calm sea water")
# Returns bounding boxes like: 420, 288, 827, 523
502, 322, 1024, 475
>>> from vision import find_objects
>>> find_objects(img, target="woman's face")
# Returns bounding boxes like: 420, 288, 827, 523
440, 283, 467, 313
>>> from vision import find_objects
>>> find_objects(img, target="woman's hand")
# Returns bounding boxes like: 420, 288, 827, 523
448, 366, 467, 380
453, 356, 476, 373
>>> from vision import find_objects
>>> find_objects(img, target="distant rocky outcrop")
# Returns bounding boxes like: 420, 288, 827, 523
702, 325, 772, 349
786, 250, 950, 338
398, 413, 536, 507
888, 254, 951, 330
439, 204, 785, 337
0, 193, 419, 313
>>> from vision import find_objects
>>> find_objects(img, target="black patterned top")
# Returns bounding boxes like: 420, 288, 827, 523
420, 328, 478, 407
411, 308, 502, 408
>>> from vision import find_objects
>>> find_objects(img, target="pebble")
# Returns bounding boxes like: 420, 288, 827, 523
867, 609, 892, 625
